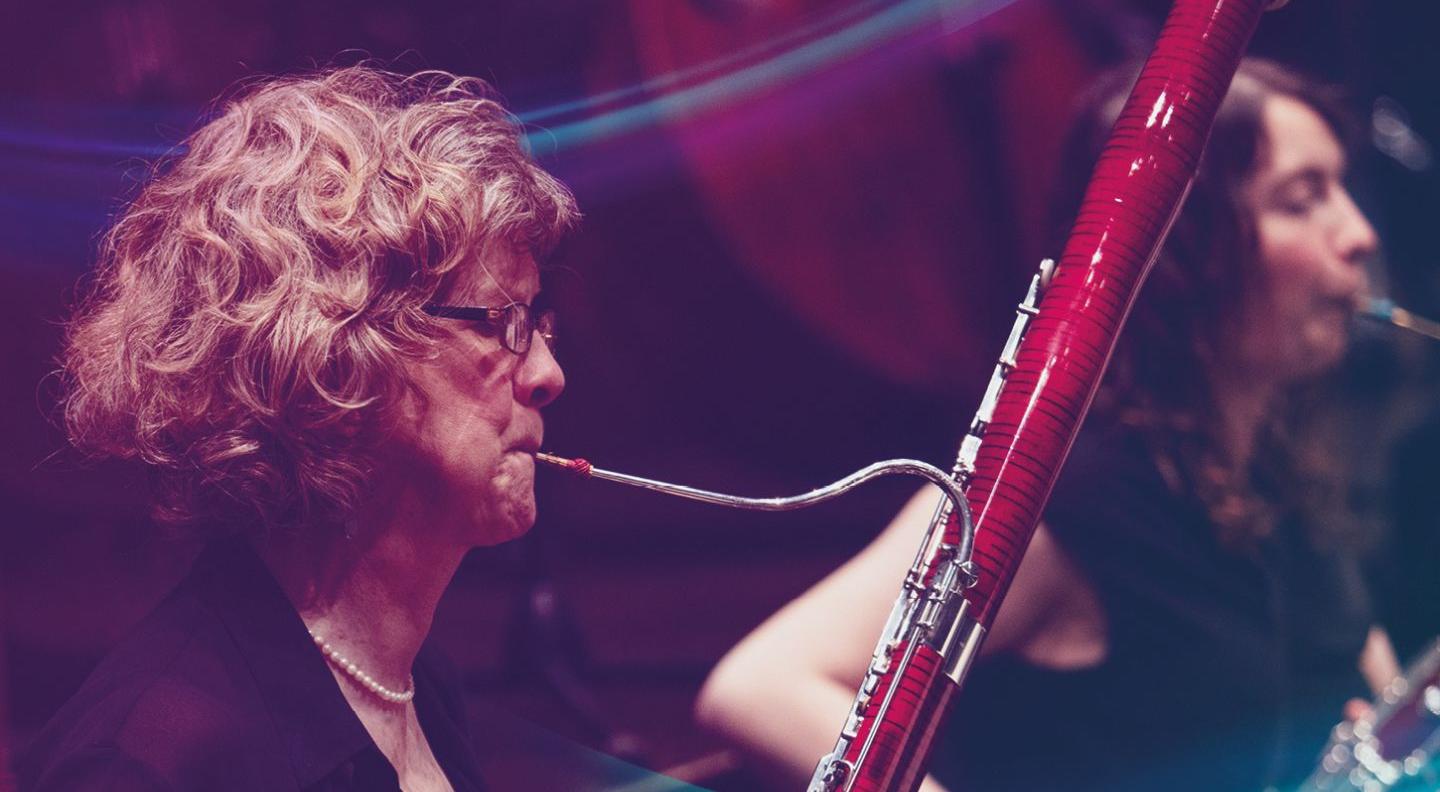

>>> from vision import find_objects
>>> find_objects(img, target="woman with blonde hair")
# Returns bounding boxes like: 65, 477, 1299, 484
21, 65, 574, 791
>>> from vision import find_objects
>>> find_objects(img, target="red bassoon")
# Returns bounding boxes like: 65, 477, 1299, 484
540, 0, 1289, 787
799, 1, 1287, 789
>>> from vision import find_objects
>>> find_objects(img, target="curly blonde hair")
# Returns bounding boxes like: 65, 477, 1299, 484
61, 65, 578, 536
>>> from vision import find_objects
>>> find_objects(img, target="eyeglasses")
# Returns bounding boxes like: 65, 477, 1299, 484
422, 302, 556, 355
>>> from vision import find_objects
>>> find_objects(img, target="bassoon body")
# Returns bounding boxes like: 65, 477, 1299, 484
808, 1, 1284, 789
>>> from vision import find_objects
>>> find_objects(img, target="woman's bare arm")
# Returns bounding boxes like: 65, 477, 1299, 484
694, 484, 1103, 790
1358, 626, 1402, 697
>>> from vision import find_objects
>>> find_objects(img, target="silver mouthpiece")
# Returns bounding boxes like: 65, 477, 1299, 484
1360, 297, 1440, 342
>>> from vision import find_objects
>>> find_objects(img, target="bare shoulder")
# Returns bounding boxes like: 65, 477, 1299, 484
729, 485, 1108, 675
842, 484, 1107, 666
995, 523, 1108, 669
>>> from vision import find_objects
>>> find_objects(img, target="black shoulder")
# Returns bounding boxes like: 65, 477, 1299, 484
24, 742, 175, 792
21, 597, 282, 791
416, 641, 472, 736
1040, 419, 1218, 590
1045, 421, 1172, 533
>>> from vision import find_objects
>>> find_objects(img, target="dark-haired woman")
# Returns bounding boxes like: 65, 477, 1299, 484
696, 58, 1400, 792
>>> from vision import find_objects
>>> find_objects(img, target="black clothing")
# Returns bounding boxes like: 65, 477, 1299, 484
1378, 415, 1440, 661
932, 423, 1372, 792
19, 540, 488, 792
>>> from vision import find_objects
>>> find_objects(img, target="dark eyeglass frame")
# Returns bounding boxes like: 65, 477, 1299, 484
423, 302, 556, 355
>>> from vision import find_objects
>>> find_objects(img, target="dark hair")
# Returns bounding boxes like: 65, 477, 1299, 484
1052, 58, 1354, 546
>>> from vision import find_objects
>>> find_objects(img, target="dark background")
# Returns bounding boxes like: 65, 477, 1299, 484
2, 1, 1438, 789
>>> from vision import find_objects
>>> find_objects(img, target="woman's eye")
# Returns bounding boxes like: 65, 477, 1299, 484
1275, 176, 1326, 215
1277, 190, 1319, 215
467, 321, 500, 339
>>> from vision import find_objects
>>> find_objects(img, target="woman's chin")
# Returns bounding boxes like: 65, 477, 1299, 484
1278, 324, 1350, 381
466, 497, 537, 547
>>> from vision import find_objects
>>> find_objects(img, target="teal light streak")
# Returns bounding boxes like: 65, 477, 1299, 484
523, 0, 1017, 155
517, 0, 886, 125
0, 0, 1016, 164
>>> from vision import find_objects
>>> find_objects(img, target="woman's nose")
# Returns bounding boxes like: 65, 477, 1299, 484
516, 335, 565, 409
1333, 187, 1379, 266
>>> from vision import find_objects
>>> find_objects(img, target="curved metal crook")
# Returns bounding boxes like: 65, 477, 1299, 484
536, 452, 976, 570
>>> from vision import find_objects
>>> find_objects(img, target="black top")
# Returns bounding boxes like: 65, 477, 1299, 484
931, 423, 1372, 792
18, 540, 488, 792
1377, 414, 1440, 661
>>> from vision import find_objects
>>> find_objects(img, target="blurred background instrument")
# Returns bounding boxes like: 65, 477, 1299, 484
1302, 638, 1440, 792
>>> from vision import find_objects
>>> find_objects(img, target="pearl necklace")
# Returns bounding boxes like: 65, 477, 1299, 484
308, 630, 416, 705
